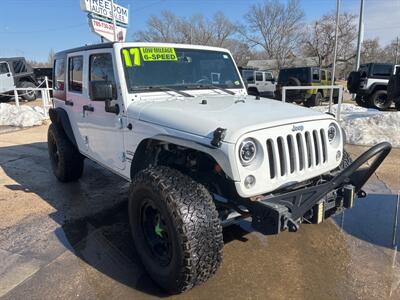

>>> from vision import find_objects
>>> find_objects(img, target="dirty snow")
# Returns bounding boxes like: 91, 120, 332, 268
313, 104, 400, 148
0, 103, 48, 127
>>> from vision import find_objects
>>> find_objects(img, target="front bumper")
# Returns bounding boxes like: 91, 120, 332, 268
232, 142, 391, 235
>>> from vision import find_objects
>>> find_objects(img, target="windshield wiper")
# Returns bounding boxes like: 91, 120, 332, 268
131, 86, 194, 97
186, 84, 236, 95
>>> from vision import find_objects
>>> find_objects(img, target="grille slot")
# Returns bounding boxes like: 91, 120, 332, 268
287, 135, 295, 173
277, 137, 286, 176
296, 133, 304, 171
265, 128, 328, 179
320, 129, 327, 163
266, 139, 276, 179
313, 130, 320, 165
305, 132, 313, 167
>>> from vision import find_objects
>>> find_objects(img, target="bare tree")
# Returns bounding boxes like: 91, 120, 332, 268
135, 11, 182, 43
47, 49, 55, 66
133, 11, 253, 65
239, 0, 304, 69
134, 11, 237, 46
382, 37, 400, 64
302, 12, 357, 68
360, 38, 384, 64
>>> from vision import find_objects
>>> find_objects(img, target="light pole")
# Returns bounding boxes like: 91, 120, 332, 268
329, 0, 340, 109
355, 0, 365, 72
111, 0, 117, 42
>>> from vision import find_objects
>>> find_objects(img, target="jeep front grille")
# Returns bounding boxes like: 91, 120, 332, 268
266, 129, 328, 179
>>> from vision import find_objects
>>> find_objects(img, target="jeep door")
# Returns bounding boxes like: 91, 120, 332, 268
0, 62, 14, 93
255, 71, 266, 93
263, 71, 276, 94
64, 53, 89, 153
82, 50, 125, 170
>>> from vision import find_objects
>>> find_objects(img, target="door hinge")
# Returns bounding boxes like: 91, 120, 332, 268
120, 152, 126, 162
84, 136, 89, 150
118, 118, 123, 129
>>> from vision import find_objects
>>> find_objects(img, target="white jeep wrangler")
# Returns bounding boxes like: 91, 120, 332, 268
48, 42, 391, 293
241, 68, 276, 97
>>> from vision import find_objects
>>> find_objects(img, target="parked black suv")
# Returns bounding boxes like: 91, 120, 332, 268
387, 67, 400, 110
0, 57, 38, 101
347, 63, 399, 110
276, 66, 338, 107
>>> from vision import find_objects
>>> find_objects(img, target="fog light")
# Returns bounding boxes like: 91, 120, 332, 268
336, 150, 341, 161
244, 175, 256, 189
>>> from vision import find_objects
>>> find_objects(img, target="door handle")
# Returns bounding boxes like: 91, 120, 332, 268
65, 100, 74, 106
83, 105, 94, 112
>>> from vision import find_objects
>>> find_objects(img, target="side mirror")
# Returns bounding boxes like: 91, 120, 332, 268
89, 81, 119, 115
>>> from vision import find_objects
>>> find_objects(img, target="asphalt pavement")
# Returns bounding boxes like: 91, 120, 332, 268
0, 124, 399, 300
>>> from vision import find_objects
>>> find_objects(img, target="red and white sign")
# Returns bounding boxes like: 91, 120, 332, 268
89, 19, 127, 42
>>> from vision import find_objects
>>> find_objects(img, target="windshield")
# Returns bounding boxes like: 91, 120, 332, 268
121, 47, 243, 93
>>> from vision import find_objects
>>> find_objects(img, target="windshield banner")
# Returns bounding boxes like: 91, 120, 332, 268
140, 47, 177, 62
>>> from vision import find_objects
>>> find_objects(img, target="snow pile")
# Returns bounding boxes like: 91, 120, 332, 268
0, 103, 48, 127
313, 104, 400, 147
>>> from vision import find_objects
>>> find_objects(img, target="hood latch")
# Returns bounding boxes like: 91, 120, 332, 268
211, 127, 227, 148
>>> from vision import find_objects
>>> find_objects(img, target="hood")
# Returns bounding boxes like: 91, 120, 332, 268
128, 94, 333, 143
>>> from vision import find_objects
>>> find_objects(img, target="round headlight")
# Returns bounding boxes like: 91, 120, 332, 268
239, 139, 257, 165
328, 123, 337, 143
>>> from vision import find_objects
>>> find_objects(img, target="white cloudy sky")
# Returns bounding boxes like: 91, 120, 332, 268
362, 0, 400, 45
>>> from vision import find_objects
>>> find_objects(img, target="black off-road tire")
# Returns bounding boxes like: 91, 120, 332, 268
305, 91, 322, 107
355, 95, 367, 107
287, 77, 301, 87
47, 123, 84, 182
347, 71, 360, 94
129, 166, 223, 294
395, 101, 400, 111
368, 90, 392, 110
20, 81, 37, 101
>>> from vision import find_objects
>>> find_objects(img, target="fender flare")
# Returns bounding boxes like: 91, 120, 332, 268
48, 107, 77, 147
368, 82, 387, 94
129, 135, 238, 181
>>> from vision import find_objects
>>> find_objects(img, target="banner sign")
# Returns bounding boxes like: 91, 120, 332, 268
140, 47, 178, 61
89, 19, 127, 42
80, 0, 129, 25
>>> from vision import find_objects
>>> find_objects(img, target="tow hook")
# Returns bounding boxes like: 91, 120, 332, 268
287, 218, 299, 232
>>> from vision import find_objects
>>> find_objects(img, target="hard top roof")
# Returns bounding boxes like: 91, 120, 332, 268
54, 42, 231, 58
0, 57, 27, 62
55, 42, 114, 58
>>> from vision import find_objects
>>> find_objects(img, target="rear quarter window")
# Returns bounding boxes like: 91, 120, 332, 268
371, 64, 393, 77
54, 59, 65, 91
12, 60, 27, 74
68, 56, 83, 93
0, 63, 9, 74
53, 58, 66, 100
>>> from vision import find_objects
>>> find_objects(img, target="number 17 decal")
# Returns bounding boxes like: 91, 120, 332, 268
122, 48, 141, 67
